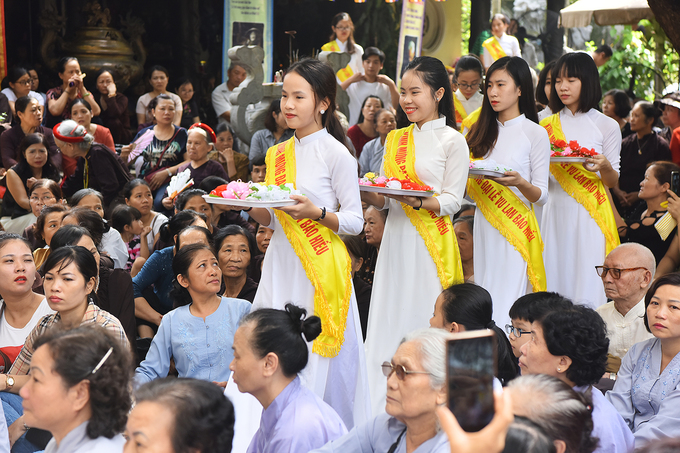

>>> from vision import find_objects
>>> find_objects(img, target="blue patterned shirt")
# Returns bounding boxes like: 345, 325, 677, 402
134, 297, 251, 387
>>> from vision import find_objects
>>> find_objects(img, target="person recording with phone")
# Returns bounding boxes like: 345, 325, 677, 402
612, 161, 680, 266
518, 303, 634, 453
311, 329, 451, 452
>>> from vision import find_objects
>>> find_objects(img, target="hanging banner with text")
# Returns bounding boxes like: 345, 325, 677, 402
396, 0, 426, 87
222, 0, 274, 82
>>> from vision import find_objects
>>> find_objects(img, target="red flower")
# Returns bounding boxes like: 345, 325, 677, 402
210, 184, 228, 196
554, 139, 567, 149
568, 140, 580, 150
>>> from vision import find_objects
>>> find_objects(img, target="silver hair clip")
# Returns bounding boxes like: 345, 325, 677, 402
90, 347, 113, 375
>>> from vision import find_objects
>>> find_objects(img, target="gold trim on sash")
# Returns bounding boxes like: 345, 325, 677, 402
540, 114, 620, 255
482, 36, 507, 62
454, 95, 467, 125
467, 175, 547, 292
461, 107, 482, 133
265, 139, 352, 358
321, 41, 354, 82
383, 126, 464, 288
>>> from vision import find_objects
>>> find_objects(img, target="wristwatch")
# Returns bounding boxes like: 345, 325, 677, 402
6, 375, 14, 390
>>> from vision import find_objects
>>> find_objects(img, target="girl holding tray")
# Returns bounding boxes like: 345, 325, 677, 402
465, 56, 550, 328
540, 52, 621, 307
237, 58, 370, 430
361, 56, 469, 414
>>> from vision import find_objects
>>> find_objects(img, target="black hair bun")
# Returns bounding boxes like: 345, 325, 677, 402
284, 303, 322, 342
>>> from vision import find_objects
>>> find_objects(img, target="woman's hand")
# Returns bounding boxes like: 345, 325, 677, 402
217, 147, 234, 163
277, 195, 323, 220
66, 75, 81, 97
489, 171, 525, 188
26, 177, 37, 190
161, 197, 174, 210
8, 417, 27, 447
436, 391, 514, 453
120, 143, 135, 163
583, 154, 613, 174
107, 82, 117, 98
148, 171, 169, 190
384, 193, 422, 208
667, 190, 680, 220
141, 226, 152, 238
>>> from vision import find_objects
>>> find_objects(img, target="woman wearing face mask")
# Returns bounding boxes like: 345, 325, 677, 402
359, 109, 396, 176
92, 69, 132, 144
465, 56, 550, 327
70, 98, 115, 151
1, 134, 60, 234
481, 14, 522, 71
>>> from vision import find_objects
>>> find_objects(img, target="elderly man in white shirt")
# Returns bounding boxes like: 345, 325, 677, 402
211, 64, 247, 126
596, 242, 655, 374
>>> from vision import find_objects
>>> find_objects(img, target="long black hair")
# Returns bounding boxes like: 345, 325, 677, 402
402, 56, 457, 129
438, 283, 519, 384
285, 58, 349, 150
467, 56, 538, 159
240, 303, 322, 377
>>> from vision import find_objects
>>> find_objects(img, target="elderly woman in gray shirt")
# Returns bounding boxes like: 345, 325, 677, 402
359, 108, 396, 176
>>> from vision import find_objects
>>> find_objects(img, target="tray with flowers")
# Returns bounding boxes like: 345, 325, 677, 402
550, 139, 598, 162
468, 159, 513, 179
204, 181, 301, 208
358, 173, 434, 197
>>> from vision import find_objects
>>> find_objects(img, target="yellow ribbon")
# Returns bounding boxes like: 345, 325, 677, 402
383, 126, 464, 288
265, 139, 352, 358
482, 36, 507, 62
540, 114, 620, 255
321, 41, 354, 82
453, 95, 467, 125
467, 171, 547, 292
461, 107, 482, 133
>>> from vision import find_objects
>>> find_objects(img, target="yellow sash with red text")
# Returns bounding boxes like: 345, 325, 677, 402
461, 107, 482, 133
383, 126, 464, 288
265, 139, 352, 358
453, 95, 467, 125
482, 36, 507, 62
540, 114, 620, 254
321, 41, 354, 82
467, 168, 547, 292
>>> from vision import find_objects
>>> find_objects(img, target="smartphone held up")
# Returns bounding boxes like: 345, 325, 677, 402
446, 330, 497, 432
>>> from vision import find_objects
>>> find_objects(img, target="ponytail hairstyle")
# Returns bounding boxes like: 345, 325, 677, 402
402, 56, 457, 129
467, 56, 538, 159
170, 243, 217, 308
548, 52, 601, 115
438, 283, 519, 384
285, 59, 350, 150
329, 12, 357, 54
240, 303, 322, 377
158, 210, 209, 246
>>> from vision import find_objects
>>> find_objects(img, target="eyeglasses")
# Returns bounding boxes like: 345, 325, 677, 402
595, 266, 647, 279
335, 26, 352, 31
30, 195, 56, 203
16, 79, 31, 86
458, 82, 481, 90
381, 361, 431, 380
505, 324, 530, 337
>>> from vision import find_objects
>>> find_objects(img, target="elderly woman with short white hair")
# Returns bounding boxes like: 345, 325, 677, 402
53, 119, 131, 211
311, 328, 451, 452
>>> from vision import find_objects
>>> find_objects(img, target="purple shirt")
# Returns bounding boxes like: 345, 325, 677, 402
574, 385, 635, 453
247, 377, 347, 453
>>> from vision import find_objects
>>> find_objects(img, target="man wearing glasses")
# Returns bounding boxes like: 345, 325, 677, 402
595, 243, 655, 375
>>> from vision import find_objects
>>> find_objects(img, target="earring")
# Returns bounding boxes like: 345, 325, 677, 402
557, 367, 561, 372
320, 109, 325, 115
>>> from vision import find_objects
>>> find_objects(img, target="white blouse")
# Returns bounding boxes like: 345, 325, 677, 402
455, 90, 484, 117
482, 33, 522, 68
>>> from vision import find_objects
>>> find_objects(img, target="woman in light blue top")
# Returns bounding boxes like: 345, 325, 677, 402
606, 273, 680, 448
135, 243, 251, 387
230, 303, 347, 453
358, 108, 396, 177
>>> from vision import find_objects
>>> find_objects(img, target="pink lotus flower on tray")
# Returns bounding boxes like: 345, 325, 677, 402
222, 181, 253, 199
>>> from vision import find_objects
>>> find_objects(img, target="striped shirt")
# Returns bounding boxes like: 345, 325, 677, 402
9, 302, 128, 376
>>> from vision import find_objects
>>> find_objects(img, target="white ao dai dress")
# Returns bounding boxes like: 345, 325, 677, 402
541, 108, 621, 307
363, 117, 469, 415
473, 114, 550, 328
252, 128, 370, 429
